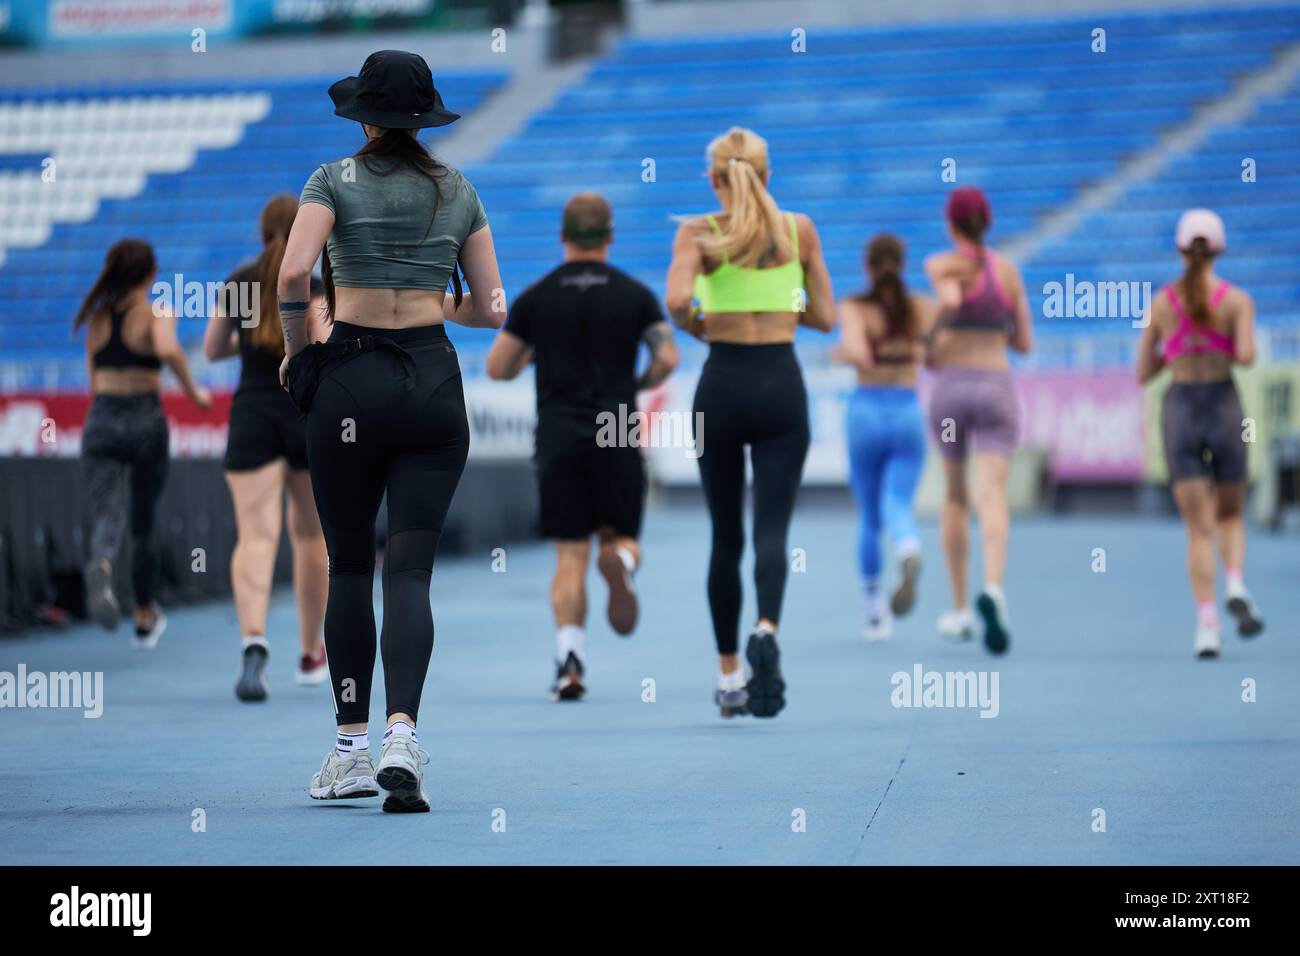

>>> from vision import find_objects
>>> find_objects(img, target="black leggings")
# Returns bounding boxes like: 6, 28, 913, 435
82, 393, 169, 607
693, 343, 810, 655
306, 322, 469, 726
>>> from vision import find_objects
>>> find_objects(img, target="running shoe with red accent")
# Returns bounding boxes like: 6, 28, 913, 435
296, 644, 328, 685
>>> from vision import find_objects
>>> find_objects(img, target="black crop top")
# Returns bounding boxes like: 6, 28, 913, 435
92, 308, 162, 371
225, 262, 323, 392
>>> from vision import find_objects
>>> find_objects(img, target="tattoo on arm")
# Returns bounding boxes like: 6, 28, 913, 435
279, 300, 308, 354
643, 321, 672, 352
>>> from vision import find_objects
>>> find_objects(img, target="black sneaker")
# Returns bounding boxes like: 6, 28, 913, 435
551, 651, 585, 701
744, 631, 786, 718
133, 606, 166, 650
236, 644, 269, 702
1225, 589, 1264, 638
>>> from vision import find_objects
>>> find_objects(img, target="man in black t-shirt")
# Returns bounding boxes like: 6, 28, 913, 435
487, 193, 678, 701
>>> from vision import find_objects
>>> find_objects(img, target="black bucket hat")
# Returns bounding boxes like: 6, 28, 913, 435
328, 50, 460, 130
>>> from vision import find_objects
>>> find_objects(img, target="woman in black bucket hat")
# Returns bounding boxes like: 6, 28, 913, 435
277, 50, 504, 813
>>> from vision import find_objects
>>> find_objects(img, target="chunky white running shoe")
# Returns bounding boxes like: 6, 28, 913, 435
937, 607, 975, 641
1224, 585, 1264, 638
310, 748, 378, 800
1194, 625, 1223, 659
376, 733, 430, 813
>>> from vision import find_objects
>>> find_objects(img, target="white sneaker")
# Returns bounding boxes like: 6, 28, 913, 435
309, 748, 378, 800
1194, 625, 1222, 659
864, 612, 892, 642
376, 733, 430, 813
938, 607, 974, 641
1225, 585, 1264, 638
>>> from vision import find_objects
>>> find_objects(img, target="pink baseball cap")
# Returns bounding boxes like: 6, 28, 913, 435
945, 186, 992, 226
1175, 208, 1226, 252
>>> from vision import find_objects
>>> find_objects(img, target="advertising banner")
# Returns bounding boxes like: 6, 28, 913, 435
645, 365, 1152, 486
0, 0, 439, 48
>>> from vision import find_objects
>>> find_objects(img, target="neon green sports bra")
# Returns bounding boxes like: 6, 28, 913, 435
694, 213, 805, 314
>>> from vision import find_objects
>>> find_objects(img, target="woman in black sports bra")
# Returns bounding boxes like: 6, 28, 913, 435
203, 195, 330, 701
76, 238, 210, 646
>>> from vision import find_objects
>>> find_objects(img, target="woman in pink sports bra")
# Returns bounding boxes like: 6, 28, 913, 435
1137, 207, 1264, 659
923, 187, 1033, 655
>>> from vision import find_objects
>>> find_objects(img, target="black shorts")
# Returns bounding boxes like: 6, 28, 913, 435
1161, 379, 1247, 484
225, 388, 309, 472
536, 414, 645, 540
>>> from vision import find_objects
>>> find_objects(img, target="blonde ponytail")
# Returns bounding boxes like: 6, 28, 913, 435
699, 127, 792, 269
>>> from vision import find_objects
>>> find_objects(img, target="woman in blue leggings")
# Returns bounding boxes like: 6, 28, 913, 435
837, 235, 934, 640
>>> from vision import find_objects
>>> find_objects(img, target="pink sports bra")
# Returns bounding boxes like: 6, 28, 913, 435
944, 247, 1015, 332
1162, 281, 1235, 361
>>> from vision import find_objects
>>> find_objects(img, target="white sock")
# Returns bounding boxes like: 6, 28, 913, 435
243, 634, 269, 653
896, 538, 920, 560
754, 621, 776, 638
1225, 569, 1245, 593
556, 624, 585, 663
983, 582, 1004, 604
336, 731, 368, 757
384, 720, 417, 745
617, 546, 637, 575
718, 668, 746, 691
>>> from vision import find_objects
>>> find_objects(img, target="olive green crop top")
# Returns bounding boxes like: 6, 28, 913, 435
299, 159, 487, 292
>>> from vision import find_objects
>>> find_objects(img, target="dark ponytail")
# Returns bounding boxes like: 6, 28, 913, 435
74, 239, 155, 331
1179, 237, 1214, 325
860, 234, 914, 340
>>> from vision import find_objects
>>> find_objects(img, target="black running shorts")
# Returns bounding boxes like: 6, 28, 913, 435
536, 414, 645, 540
225, 388, 309, 472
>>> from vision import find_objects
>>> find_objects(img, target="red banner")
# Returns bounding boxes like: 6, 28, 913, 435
0, 391, 232, 458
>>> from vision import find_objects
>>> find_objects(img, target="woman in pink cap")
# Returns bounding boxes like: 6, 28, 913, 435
1137, 208, 1263, 658
923, 187, 1033, 655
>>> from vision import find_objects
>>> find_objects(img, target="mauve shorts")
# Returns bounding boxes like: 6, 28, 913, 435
927, 366, 1020, 460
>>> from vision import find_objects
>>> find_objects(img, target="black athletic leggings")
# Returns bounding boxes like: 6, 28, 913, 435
692, 342, 810, 655
306, 322, 469, 727
82, 393, 169, 607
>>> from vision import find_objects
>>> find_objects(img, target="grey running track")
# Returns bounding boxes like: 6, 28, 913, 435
0, 505, 1295, 864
